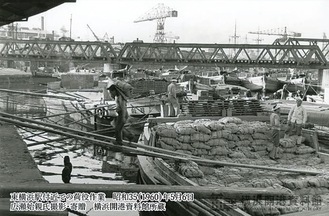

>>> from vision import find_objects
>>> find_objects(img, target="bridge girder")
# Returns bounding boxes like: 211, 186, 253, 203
273, 37, 329, 60
0, 39, 328, 69
118, 42, 329, 69
0, 39, 117, 63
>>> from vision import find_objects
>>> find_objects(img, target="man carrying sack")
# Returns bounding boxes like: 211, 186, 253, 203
107, 80, 132, 146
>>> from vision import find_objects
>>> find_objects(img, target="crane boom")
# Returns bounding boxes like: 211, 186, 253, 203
134, 3, 178, 43
134, 3, 177, 23
87, 24, 100, 41
249, 27, 301, 38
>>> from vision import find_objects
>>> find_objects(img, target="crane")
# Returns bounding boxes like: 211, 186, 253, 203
249, 26, 301, 42
134, 3, 178, 43
87, 24, 100, 41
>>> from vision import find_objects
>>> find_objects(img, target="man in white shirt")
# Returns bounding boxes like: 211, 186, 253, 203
285, 97, 307, 137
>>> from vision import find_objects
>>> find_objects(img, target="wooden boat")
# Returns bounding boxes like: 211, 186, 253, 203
223, 74, 243, 86
280, 77, 321, 95
137, 114, 329, 216
240, 78, 263, 91
137, 116, 260, 216
242, 75, 281, 92
198, 71, 242, 86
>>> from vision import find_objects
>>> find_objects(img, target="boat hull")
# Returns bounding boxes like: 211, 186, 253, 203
244, 76, 281, 92
241, 79, 263, 91
224, 75, 242, 86
279, 79, 320, 95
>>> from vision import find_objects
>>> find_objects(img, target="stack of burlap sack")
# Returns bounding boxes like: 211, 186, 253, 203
155, 117, 274, 161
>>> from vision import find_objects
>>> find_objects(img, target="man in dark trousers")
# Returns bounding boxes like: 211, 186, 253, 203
167, 79, 179, 117
269, 105, 281, 159
107, 83, 129, 146
62, 156, 72, 183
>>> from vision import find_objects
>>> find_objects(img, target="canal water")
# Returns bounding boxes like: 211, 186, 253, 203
18, 92, 140, 216
19, 129, 139, 216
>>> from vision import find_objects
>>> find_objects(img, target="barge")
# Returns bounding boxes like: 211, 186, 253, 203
137, 115, 329, 216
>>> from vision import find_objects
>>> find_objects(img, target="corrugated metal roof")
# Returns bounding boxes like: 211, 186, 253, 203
0, 0, 76, 26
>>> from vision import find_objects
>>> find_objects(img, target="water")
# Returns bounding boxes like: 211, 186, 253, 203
15, 91, 143, 215
19, 128, 139, 216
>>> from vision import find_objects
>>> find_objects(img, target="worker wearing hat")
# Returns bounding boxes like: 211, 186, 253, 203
167, 78, 179, 117
107, 82, 129, 145
269, 104, 281, 159
285, 97, 307, 138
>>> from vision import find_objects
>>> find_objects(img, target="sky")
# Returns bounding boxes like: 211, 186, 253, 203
18, 0, 329, 44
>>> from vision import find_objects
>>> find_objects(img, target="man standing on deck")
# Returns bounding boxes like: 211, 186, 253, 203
285, 97, 307, 138
167, 79, 179, 117
107, 83, 129, 146
269, 105, 281, 159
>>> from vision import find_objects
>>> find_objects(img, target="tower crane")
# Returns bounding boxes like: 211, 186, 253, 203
134, 3, 178, 43
249, 26, 301, 42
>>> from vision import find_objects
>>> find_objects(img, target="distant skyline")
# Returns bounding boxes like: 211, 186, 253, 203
16, 0, 329, 44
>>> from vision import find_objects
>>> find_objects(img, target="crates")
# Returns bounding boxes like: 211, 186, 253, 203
181, 100, 224, 117
181, 99, 263, 117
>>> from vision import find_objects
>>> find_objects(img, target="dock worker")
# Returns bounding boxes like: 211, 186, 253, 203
285, 97, 307, 138
269, 105, 281, 159
62, 156, 72, 184
107, 83, 129, 146
167, 79, 179, 117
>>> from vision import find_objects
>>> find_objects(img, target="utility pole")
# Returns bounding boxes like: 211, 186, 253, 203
229, 21, 240, 57
323, 32, 327, 50
69, 14, 72, 39
230, 21, 240, 44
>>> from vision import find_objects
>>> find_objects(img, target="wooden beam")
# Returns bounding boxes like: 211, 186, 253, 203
0, 112, 325, 175
0, 88, 83, 102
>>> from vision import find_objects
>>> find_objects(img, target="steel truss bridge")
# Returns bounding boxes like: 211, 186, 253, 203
0, 38, 329, 69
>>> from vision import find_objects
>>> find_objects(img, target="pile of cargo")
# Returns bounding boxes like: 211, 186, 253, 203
156, 117, 276, 161
153, 117, 329, 216
154, 117, 321, 165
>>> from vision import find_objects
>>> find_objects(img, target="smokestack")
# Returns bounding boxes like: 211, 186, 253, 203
41, 16, 44, 31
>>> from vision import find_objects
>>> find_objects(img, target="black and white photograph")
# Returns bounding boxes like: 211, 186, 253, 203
0, 0, 329, 215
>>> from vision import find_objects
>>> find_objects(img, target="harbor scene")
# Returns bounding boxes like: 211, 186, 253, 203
1, 0, 329, 216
